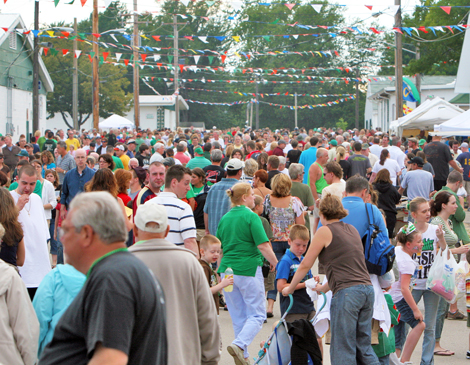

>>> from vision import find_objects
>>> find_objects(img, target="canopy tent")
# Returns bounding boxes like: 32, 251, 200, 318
389, 97, 464, 137
431, 108, 470, 136
98, 114, 135, 129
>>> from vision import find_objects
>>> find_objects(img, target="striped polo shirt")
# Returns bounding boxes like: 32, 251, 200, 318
147, 191, 196, 246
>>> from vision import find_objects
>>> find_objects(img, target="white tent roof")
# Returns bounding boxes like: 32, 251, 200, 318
390, 97, 464, 136
99, 114, 135, 129
431, 108, 470, 136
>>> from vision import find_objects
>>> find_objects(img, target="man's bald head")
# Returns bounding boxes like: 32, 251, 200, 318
75, 149, 87, 169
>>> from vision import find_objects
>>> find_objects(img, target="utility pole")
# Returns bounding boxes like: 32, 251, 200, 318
133, 0, 140, 128
394, 0, 403, 121
173, 14, 179, 129
72, 18, 79, 130
250, 100, 253, 129
92, 0, 99, 129
255, 75, 259, 130
32, 0, 39, 134
355, 68, 360, 129
294, 92, 298, 128
415, 42, 421, 107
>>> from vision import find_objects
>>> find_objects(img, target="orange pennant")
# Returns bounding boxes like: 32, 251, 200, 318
80, 0, 86, 6
44, 47, 49, 56
124, 59, 129, 66
179, 64, 184, 73
62, 49, 69, 56
92, 33, 101, 38
365, 5, 372, 10
141, 54, 147, 62
103, 52, 109, 61
221, 55, 226, 63
61, 31, 70, 37
440, 6, 451, 14
152, 36, 161, 41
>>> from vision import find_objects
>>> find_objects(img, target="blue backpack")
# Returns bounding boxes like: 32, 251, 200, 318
362, 203, 395, 276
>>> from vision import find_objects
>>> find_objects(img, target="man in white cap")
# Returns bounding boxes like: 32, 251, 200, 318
129, 202, 220, 365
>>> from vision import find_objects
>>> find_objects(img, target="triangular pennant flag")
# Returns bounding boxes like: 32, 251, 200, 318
199, 36, 208, 43
206, 0, 215, 5
365, 5, 373, 10
141, 54, 147, 62
179, 64, 184, 73
61, 31, 70, 37
80, 0, 86, 6
152, 36, 161, 42
168, 55, 173, 63
194, 55, 200, 64
293, 34, 299, 39
390, 5, 399, 15
103, 52, 109, 61
124, 59, 129, 66
89, 51, 95, 58
115, 53, 122, 62
284, 3, 295, 10
262, 36, 271, 42
104, 0, 113, 8
311, 4, 322, 13
88, 55, 93, 62
50, 49, 58, 56
231, 1, 242, 10
221, 55, 226, 63
74, 50, 82, 58
99, 56, 104, 65
440, 6, 451, 15
54, 0, 60, 7
43, 48, 49, 56
47, 30, 55, 37
92, 33, 101, 38
232, 36, 240, 42
214, 36, 226, 41
208, 56, 214, 64
153, 54, 160, 61
32, 30, 40, 38
180, 0, 190, 6
62, 49, 69, 56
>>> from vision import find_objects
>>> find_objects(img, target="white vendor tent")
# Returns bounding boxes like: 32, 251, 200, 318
389, 97, 464, 137
99, 114, 135, 129
431, 108, 470, 136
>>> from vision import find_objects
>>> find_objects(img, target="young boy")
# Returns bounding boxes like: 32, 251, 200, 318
276, 224, 315, 322
199, 234, 233, 314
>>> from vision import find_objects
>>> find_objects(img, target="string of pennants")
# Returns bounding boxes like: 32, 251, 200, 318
180, 86, 354, 98
144, 76, 361, 84
184, 95, 355, 108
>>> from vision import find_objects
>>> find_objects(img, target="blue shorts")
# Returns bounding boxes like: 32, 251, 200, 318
395, 298, 420, 328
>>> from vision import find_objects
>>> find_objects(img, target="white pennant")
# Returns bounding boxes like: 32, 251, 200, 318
180, 0, 190, 6
110, 34, 118, 43
293, 34, 299, 39
199, 36, 208, 43
104, 0, 113, 8
191, 55, 199, 64
153, 54, 160, 61
389, 5, 400, 15
231, 1, 242, 11
75, 50, 82, 58
115, 53, 122, 62
311, 4, 322, 13
140, 64, 145, 70
39, 47, 43, 56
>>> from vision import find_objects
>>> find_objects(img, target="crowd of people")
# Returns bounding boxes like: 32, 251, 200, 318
1, 124, 470, 365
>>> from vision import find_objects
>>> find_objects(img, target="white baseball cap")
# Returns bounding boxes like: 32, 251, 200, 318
226, 158, 244, 170
135, 203, 168, 233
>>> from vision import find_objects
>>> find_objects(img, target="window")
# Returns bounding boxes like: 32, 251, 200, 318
9, 33, 16, 50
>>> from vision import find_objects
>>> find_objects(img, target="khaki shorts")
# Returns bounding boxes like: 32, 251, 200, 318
312, 194, 322, 218
196, 229, 206, 242
264, 271, 275, 292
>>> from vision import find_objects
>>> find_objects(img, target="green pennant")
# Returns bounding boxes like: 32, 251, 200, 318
54, 0, 60, 7
99, 56, 104, 65
78, 33, 86, 39
68, 35, 77, 40
167, 64, 173, 70
271, 19, 280, 24
262, 36, 271, 42
65, 0, 74, 3
50, 48, 58, 56
168, 55, 173, 63
208, 56, 214, 64
89, 51, 95, 58
206, 0, 215, 5
157, 77, 162, 81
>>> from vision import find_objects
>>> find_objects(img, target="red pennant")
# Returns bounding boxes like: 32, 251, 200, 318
124, 59, 129, 66
157, 63, 162, 67
151, 77, 154, 81
184, 36, 193, 41
23, 30, 31, 34
92, 33, 101, 38
141, 54, 147, 62
284, 3, 295, 10
152, 36, 161, 41
80, 0, 87, 6
446, 25, 454, 34
88, 55, 93, 62
370, 28, 380, 34
62, 49, 69, 55
221, 55, 226, 63
103, 52, 109, 61
393, 27, 403, 34
43, 47, 49, 56
365, 5, 373, 10
1, 27, 8, 32
179, 64, 184, 73
418, 26, 428, 33
440, 6, 451, 14
61, 31, 70, 37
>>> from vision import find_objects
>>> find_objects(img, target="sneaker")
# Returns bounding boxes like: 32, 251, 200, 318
447, 310, 467, 320
227, 344, 250, 365
467, 351, 470, 359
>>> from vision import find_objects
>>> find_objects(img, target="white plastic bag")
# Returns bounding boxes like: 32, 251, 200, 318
305, 278, 318, 302
452, 259, 468, 303
426, 247, 458, 303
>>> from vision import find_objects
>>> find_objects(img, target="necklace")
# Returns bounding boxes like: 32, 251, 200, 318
16, 189, 32, 216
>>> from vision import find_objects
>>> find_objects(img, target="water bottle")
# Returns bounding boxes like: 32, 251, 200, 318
225, 267, 234, 292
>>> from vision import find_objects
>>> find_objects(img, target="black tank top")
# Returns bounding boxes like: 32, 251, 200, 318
0, 240, 19, 266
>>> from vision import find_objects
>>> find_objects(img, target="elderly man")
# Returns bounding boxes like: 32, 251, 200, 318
10, 164, 51, 299
39, 192, 167, 365
60, 149, 95, 219
2, 134, 21, 170
150, 142, 165, 163
129, 203, 219, 365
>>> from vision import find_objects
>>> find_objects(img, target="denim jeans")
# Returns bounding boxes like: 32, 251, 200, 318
48, 218, 63, 264
378, 355, 389, 365
412, 289, 440, 365
222, 266, 266, 359
435, 296, 449, 341
330, 284, 380, 365
266, 241, 289, 301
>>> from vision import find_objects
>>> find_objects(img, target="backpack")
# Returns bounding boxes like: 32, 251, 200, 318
362, 203, 395, 276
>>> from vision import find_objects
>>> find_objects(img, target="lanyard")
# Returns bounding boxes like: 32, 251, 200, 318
86, 248, 128, 279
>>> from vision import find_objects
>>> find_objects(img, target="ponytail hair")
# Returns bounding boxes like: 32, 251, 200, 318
226, 182, 252, 207
336, 145, 346, 162
379, 149, 389, 166
396, 223, 420, 246
430, 190, 453, 217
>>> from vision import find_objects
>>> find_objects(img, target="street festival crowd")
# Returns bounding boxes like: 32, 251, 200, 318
2, 125, 470, 365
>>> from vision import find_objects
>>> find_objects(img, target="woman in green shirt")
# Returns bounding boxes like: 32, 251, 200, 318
216, 182, 277, 364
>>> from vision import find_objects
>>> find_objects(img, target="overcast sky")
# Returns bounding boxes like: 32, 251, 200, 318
0, 0, 420, 32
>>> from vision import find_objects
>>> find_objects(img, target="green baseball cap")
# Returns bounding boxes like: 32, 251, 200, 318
419, 139, 426, 146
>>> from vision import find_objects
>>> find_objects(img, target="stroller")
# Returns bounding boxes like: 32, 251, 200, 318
254, 292, 327, 365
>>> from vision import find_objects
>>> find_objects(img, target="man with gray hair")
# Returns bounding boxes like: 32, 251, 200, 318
174, 142, 190, 165
55, 141, 76, 184
129, 203, 220, 365
203, 149, 226, 185
150, 142, 165, 164
39, 192, 167, 365
289, 163, 314, 231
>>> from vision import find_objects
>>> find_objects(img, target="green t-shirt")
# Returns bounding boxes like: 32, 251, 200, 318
37, 136, 47, 150
42, 139, 57, 153
186, 156, 211, 170
9, 180, 43, 198
291, 181, 314, 229
216, 205, 268, 276
112, 156, 124, 171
